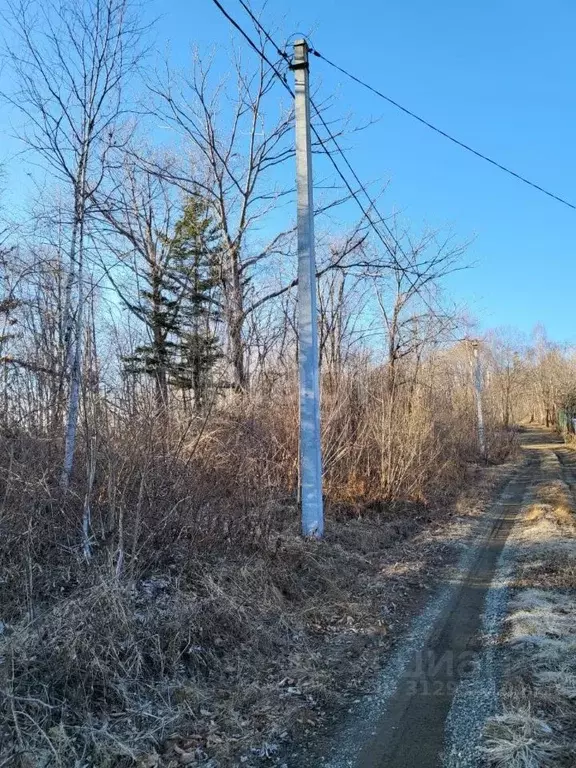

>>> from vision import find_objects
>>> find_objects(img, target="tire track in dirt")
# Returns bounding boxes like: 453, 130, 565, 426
444, 432, 567, 767
352, 455, 537, 768
309, 427, 558, 768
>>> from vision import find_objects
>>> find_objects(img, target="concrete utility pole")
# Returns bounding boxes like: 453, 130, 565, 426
471, 339, 486, 459
293, 39, 323, 537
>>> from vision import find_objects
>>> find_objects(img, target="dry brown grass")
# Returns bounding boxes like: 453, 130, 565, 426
483, 466, 576, 767
0, 516, 417, 767
483, 709, 568, 768
0, 387, 516, 766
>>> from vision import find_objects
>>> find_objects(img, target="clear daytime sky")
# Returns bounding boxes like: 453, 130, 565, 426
1, 0, 574, 342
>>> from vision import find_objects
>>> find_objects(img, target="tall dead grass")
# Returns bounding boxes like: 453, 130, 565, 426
0, 522, 398, 766
0, 375, 514, 765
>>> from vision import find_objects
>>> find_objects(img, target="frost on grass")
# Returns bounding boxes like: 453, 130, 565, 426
0, 525, 399, 766
483, 711, 565, 768
482, 467, 576, 767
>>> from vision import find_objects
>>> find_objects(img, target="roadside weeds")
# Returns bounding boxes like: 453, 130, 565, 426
0, 457, 517, 768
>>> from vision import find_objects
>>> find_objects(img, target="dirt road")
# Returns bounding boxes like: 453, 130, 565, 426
313, 426, 568, 768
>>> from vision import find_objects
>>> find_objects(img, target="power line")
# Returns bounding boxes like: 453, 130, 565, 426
228, 8, 531, 342
209, 0, 292, 88
308, 99, 406, 259
214, 0, 463, 314
312, 49, 576, 212
236, 0, 288, 60
233, 1, 575, 214
232, 0, 410, 265
228, 3, 572, 338
213, 2, 469, 344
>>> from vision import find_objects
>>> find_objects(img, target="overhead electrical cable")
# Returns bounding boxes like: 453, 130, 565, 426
312, 49, 576, 211
210, 0, 471, 338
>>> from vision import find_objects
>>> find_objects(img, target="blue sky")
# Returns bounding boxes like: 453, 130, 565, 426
2, 0, 574, 341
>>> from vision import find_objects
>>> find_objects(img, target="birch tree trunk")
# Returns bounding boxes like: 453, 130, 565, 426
5, 0, 145, 498
61, 158, 88, 488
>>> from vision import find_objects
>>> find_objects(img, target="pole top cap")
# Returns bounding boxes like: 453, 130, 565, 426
292, 38, 309, 67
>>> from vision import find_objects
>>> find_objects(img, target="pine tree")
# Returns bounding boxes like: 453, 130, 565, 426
168, 197, 222, 412
122, 265, 179, 411
123, 196, 222, 412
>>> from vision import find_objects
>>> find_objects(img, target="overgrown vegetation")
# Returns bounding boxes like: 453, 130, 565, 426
0, 383, 515, 764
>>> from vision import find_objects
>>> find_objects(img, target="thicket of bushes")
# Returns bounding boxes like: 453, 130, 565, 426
0, 356, 516, 764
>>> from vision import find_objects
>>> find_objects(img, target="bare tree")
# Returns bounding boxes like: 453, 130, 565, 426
371, 225, 467, 397
3, 0, 146, 490
484, 328, 526, 427
364, 224, 468, 493
145, 46, 299, 390
92, 157, 181, 412
317, 266, 371, 393
529, 325, 572, 427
